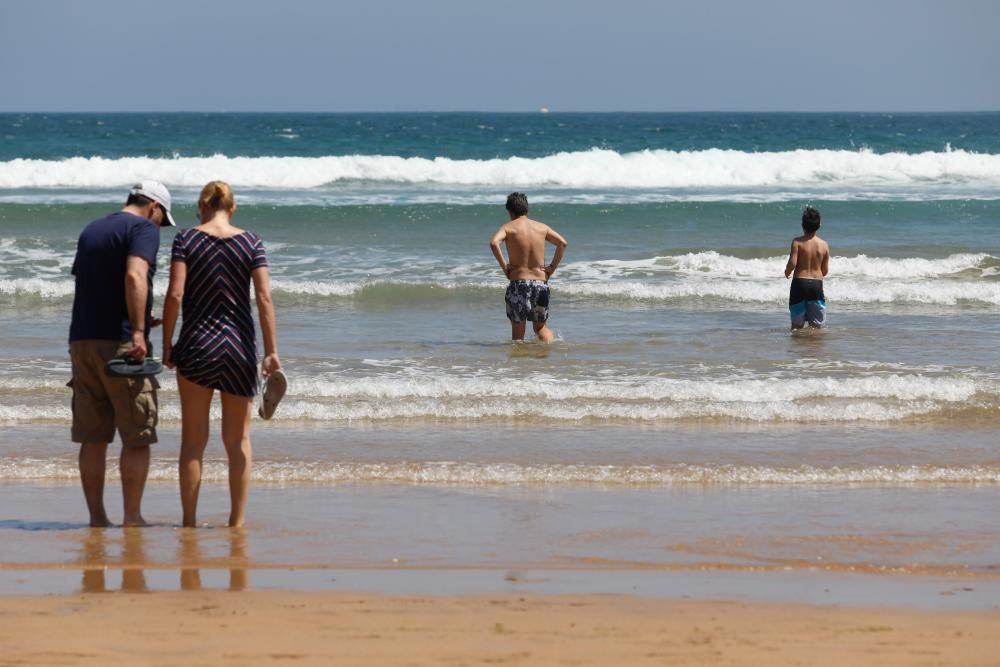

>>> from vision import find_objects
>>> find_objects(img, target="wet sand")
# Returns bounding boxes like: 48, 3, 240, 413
3, 480, 999, 577
3, 450, 999, 664
2, 591, 998, 666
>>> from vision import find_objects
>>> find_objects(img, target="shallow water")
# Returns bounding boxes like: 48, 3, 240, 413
0, 479, 998, 609
0, 113, 997, 599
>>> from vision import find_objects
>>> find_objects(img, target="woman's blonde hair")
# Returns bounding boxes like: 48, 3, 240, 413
198, 180, 235, 214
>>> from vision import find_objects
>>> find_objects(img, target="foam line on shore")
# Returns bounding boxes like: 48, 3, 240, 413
1, 458, 997, 485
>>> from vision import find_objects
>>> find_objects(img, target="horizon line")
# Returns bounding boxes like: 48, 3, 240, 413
1, 109, 999, 115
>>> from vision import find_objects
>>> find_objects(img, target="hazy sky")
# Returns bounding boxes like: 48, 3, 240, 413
1, 0, 997, 112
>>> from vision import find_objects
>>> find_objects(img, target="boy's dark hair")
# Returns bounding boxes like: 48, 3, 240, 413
801, 206, 821, 233
505, 192, 529, 217
126, 193, 154, 208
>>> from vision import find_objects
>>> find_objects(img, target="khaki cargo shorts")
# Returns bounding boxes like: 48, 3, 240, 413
68, 340, 159, 448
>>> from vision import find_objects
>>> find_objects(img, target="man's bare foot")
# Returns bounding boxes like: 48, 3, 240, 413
89, 516, 112, 528
228, 516, 245, 528
122, 514, 148, 527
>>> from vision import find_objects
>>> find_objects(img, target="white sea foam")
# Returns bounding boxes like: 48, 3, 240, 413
261, 253, 1000, 306
0, 276, 172, 299
1, 148, 999, 191
0, 458, 996, 485
823, 279, 1000, 305
558, 279, 1000, 306
0, 405, 68, 422
286, 374, 984, 404
0, 277, 75, 298
2, 190, 996, 206
269, 277, 363, 297
0, 239, 74, 275
2, 239, 994, 307
600, 252, 995, 281
0, 377, 72, 391
4, 273, 998, 307
2, 373, 994, 424
231, 252, 999, 307
828, 253, 993, 279
235, 372, 992, 422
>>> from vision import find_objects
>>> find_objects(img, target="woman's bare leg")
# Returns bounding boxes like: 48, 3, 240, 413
177, 372, 213, 527
220, 391, 253, 528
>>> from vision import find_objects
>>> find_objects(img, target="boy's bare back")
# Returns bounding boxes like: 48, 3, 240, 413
784, 206, 829, 329
784, 234, 829, 280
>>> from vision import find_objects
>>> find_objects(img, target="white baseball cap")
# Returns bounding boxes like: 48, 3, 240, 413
129, 180, 176, 226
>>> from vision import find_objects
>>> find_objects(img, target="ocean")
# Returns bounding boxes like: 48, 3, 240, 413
0, 112, 998, 583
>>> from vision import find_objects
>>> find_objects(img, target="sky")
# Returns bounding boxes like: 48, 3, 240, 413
1, 0, 998, 112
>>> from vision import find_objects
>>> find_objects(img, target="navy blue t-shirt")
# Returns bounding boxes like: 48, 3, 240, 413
69, 211, 160, 342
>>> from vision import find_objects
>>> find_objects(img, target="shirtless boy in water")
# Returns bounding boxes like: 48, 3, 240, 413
784, 205, 830, 329
489, 192, 568, 343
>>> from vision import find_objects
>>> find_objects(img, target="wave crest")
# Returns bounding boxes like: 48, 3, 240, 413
1, 148, 999, 190
2, 373, 996, 424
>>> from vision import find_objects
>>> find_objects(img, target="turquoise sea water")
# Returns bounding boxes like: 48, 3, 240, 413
1, 112, 998, 580
0, 113, 997, 487
4, 112, 1000, 160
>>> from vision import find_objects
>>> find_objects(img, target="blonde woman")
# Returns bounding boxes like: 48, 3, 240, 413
162, 181, 281, 527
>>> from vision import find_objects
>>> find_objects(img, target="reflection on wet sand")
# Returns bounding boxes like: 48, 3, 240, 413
121, 528, 148, 592
80, 529, 108, 594
79, 527, 249, 593
179, 528, 248, 592
79, 528, 147, 593
179, 529, 201, 591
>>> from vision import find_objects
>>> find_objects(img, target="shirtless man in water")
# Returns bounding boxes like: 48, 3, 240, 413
489, 192, 568, 342
784, 205, 830, 329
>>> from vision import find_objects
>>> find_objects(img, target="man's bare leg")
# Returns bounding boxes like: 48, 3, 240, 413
510, 321, 526, 341
79, 442, 111, 527
533, 321, 554, 343
120, 445, 149, 526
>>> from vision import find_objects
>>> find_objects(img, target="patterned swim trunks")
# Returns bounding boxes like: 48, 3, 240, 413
505, 280, 550, 323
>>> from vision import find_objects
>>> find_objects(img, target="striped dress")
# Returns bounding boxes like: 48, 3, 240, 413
170, 228, 268, 397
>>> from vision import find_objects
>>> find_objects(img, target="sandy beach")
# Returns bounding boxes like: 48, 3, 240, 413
2, 590, 998, 666
2, 109, 999, 665
1, 476, 998, 665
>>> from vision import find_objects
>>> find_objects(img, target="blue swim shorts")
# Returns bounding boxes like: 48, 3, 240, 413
789, 278, 827, 328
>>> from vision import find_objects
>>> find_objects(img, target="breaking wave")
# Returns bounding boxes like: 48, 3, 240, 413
3, 252, 995, 306
1, 148, 999, 191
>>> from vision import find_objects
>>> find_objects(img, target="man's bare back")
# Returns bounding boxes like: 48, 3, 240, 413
784, 233, 829, 280
490, 193, 568, 343
491, 216, 567, 281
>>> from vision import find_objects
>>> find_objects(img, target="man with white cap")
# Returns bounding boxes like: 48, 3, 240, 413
68, 180, 175, 527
